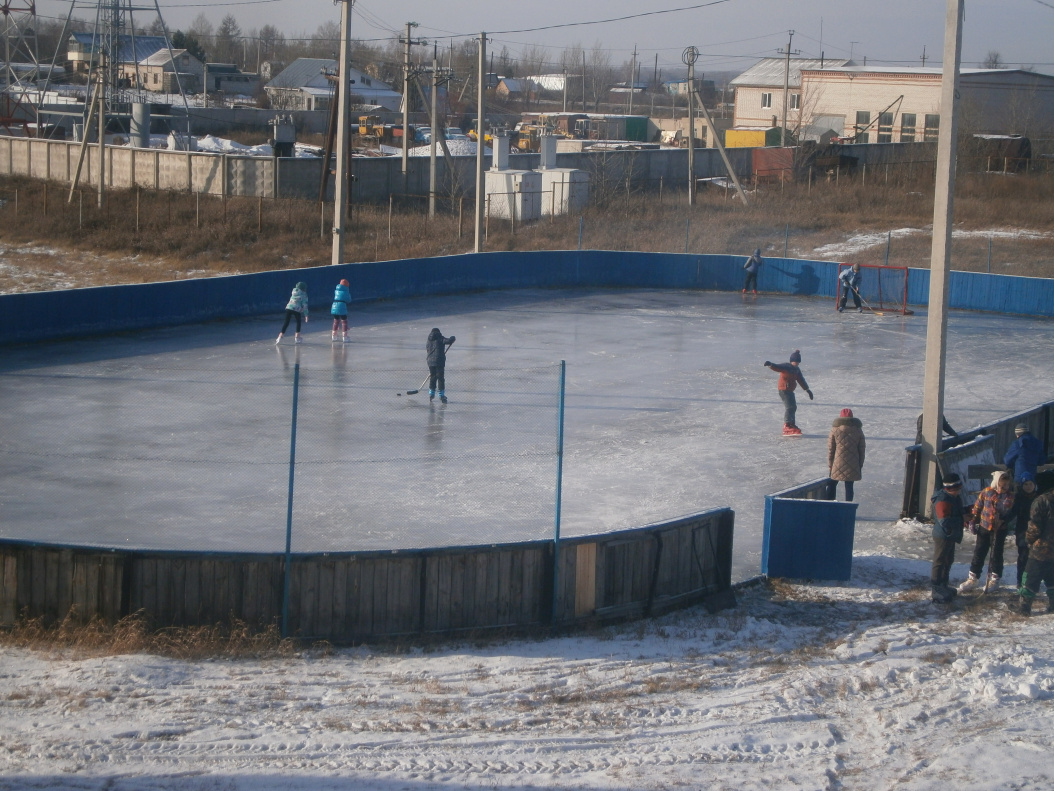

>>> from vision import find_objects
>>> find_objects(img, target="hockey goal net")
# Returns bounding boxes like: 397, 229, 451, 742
836, 263, 913, 315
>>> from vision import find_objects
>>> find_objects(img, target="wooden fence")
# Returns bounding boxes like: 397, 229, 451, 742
0, 508, 734, 642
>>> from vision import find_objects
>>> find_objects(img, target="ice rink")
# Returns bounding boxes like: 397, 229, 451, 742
2, 287, 1051, 580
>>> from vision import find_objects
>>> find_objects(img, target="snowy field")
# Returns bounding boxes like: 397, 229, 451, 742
1, 555, 1052, 790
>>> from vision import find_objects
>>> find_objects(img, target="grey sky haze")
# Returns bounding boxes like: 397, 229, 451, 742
37, 0, 1054, 77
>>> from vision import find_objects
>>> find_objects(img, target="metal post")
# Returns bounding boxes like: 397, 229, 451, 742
551, 359, 566, 627
577, 215, 583, 250
331, 0, 354, 267
920, 0, 965, 511
987, 238, 992, 273
780, 30, 794, 147
96, 68, 105, 209
784, 223, 789, 258
683, 47, 696, 207
884, 230, 891, 267
281, 361, 301, 639
473, 32, 487, 252
429, 46, 438, 219
685, 217, 690, 254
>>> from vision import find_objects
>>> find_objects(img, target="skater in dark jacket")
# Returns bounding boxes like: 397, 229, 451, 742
915, 413, 958, 446
1019, 489, 1054, 615
826, 408, 865, 501
931, 473, 966, 603
742, 248, 763, 294
1004, 423, 1046, 484
764, 350, 813, 435
1011, 474, 1039, 588
426, 328, 455, 403
276, 281, 309, 344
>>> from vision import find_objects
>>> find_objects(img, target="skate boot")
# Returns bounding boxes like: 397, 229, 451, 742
294, 333, 303, 344
275, 333, 283, 344
428, 389, 435, 401
343, 333, 350, 343
931, 585, 957, 604
331, 332, 338, 342
741, 288, 746, 294
958, 571, 980, 593
439, 390, 447, 404
983, 572, 1000, 593
782, 423, 801, 436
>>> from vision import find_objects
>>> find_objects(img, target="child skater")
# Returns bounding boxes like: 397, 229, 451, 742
763, 350, 814, 436
958, 470, 1015, 593
276, 281, 309, 344
426, 327, 455, 403
331, 278, 351, 343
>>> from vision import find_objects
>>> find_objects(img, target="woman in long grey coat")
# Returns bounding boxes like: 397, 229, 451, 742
827, 408, 866, 501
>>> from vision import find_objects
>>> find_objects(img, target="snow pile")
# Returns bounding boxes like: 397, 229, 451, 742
2, 553, 1052, 790
813, 226, 1053, 258
380, 139, 478, 157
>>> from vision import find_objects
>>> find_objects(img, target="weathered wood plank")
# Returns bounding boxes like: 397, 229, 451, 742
71, 554, 90, 621
1, 551, 17, 625
575, 543, 597, 618
56, 550, 73, 622
357, 558, 375, 638
31, 550, 47, 619
184, 559, 202, 623
317, 560, 335, 638
331, 560, 347, 639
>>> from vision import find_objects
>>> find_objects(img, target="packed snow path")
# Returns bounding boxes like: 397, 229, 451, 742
1, 556, 1052, 790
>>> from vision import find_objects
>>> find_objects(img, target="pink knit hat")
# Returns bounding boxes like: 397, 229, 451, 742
840, 408, 854, 418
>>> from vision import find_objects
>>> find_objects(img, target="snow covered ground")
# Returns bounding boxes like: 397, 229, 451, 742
2, 554, 1052, 790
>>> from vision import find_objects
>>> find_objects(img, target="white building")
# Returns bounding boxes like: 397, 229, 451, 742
730, 57, 853, 137
265, 58, 401, 112
799, 66, 1054, 142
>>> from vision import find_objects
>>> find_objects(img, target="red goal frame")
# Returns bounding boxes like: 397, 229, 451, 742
836, 263, 913, 315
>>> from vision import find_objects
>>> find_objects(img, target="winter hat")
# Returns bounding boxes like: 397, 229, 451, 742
992, 470, 1009, 488
942, 472, 963, 489
839, 408, 854, 418
295, 281, 308, 291
339, 279, 349, 286
1018, 470, 1036, 485
753, 248, 761, 257
789, 349, 802, 363
1015, 423, 1029, 434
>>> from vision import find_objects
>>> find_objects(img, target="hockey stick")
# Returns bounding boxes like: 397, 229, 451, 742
847, 284, 886, 316
399, 374, 430, 396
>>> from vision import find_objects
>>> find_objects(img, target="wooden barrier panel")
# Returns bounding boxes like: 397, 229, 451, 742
0, 508, 733, 641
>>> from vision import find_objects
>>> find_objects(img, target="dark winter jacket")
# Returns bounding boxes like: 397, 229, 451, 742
426, 328, 454, 367
1026, 491, 1054, 562
931, 488, 966, 544
744, 250, 763, 274
331, 284, 351, 317
766, 362, 811, 393
827, 417, 866, 482
1003, 432, 1046, 483
914, 413, 958, 446
1011, 481, 1039, 535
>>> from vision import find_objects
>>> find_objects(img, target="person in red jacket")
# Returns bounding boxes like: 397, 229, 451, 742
764, 350, 814, 436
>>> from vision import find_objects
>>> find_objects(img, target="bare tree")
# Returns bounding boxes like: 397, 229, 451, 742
215, 14, 241, 66
982, 51, 1005, 69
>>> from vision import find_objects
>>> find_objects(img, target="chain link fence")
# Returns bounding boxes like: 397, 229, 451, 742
0, 360, 563, 553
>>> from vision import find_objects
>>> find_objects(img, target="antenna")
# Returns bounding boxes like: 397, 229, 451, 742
1, 0, 41, 134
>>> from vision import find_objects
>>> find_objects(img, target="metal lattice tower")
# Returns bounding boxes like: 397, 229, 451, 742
1, 0, 39, 131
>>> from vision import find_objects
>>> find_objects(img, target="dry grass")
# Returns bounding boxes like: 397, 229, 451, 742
2, 166, 1053, 294
0, 608, 300, 660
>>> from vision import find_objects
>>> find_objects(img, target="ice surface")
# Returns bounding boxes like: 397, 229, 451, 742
2, 287, 1052, 580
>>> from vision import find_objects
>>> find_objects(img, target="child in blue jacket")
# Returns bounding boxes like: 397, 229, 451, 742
331, 279, 351, 343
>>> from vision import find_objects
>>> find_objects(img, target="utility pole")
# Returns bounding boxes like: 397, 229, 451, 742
683, 46, 697, 206
474, 32, 487, 253
562, 69, 567, 112
778, 30, 799, 147
628, 45, 637, 115
424, 46, 453, 218
331, 0, 354, 267
96, 62, 105, 208
921, 0, 965, 511
920, 45, 928, 67
582, 52, 587, 111
400, 22, 426, 183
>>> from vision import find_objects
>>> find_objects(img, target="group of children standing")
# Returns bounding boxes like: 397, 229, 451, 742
930, 423, 1052, 614
275, 280, 454, 402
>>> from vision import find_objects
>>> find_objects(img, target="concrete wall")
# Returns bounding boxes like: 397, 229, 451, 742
1, 135, 937, 203
2, 251, 1053, 344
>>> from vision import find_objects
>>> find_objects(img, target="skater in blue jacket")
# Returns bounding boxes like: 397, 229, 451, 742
331, 279, 351, 343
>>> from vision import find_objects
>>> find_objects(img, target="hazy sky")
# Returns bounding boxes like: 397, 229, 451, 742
37, 0, 1054, 77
